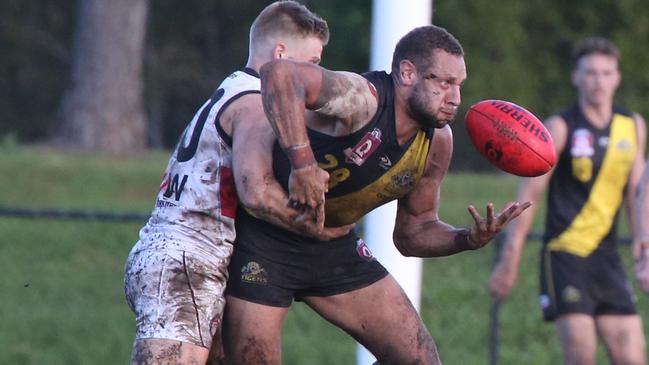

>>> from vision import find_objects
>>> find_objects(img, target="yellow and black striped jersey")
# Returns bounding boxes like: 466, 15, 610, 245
271, 71, 434, 226
545, 103, 637, 257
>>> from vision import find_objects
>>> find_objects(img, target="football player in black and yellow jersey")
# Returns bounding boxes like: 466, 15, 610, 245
223, 25, 532, 365
489, 37, 647, 365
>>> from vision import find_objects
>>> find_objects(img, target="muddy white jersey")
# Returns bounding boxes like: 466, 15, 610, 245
138, 68, 261, 254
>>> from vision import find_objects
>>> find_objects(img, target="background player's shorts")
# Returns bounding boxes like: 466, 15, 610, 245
539, 247, 637, 321
226, 211, 388, 307
124, 242, 231, 348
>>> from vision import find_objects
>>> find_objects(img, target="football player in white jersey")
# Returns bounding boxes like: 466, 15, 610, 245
123, 2, 350, 364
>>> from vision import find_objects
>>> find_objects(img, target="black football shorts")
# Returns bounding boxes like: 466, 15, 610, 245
226, 210, 388, 307
539, 247, 637, 321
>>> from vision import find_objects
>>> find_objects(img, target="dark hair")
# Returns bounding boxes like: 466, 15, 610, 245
572, 37, 620, 68
391, 25, 464, 74
251, 1, 329, 46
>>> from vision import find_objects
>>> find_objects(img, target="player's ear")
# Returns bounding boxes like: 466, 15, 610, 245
273, 43, 286, 60
399, 59, 417, 86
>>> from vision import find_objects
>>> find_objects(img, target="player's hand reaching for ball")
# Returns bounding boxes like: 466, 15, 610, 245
466, 201, 532, 248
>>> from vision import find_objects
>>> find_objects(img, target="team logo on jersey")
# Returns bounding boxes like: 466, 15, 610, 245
344, 128, 382, 166
598, 136, 609, 147
161, 173, 188, 201
391, 169, 416, 189
241, 261, 268, 284
571, 129, 594, 157
562, 285, 581, 303
617, 139, 632, 151
378, 155, 392, 170
356, 238, 375, 261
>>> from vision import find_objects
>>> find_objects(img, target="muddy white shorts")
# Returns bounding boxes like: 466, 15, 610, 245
124, 243, 232, 348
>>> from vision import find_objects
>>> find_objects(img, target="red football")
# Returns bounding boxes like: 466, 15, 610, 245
465, 100, 556, 177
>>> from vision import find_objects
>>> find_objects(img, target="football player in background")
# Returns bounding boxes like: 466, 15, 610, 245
488, 37, 647, 365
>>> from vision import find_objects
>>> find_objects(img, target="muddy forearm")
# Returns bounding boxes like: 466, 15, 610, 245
394, 219, 477, 257
260, 61, 316, 169
237, 171, 302, 232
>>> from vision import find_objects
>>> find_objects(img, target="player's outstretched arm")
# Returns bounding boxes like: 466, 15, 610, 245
628, 113, 649, 293
629, 113, 647, 257
486, 178, 543, 301
392, 126, 530, 257
259, 59, 378, 210
229, 94, 352, 241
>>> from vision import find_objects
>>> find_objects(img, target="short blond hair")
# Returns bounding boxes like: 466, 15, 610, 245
250, 1, 329, 51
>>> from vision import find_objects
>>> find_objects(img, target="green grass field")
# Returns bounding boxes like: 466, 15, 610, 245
1, 145, 647, 364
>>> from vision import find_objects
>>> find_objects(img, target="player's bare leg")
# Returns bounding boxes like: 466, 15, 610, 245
222, 296, 289, 365
596, 314, 646, 365
131, 339, 208, 365
304, 275, 440, 365
555, 314, 597, 365
206, 328, 226, 365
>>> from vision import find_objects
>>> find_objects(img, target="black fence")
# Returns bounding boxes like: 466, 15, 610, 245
0, 205, 149, 222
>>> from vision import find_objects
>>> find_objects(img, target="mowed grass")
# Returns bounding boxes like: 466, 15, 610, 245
1, 145, 647, 364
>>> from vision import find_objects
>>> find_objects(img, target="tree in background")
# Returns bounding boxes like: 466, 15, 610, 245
2, 0, 648, 161
144, 0, 262, 148
0, 0, 75, 142
56, 0, 148, 153
435, 0, 649, 171
144, 0, 371, 148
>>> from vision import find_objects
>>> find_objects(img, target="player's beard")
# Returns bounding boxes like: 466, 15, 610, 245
407, 85, 450, 129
